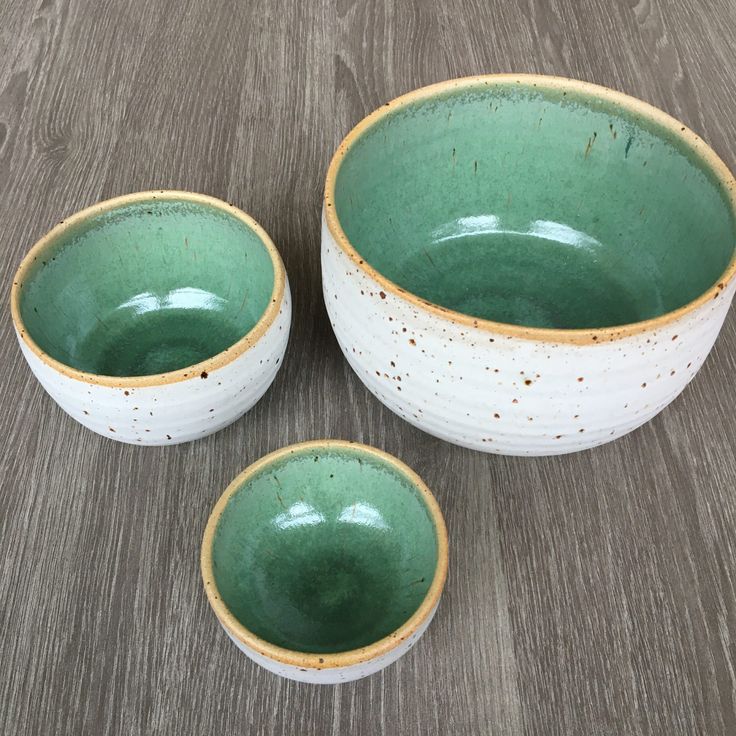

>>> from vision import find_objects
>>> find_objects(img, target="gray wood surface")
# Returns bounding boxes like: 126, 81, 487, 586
1, 0, 735, 733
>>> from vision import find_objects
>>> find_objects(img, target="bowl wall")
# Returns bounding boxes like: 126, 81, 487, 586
12, 192, 291, 445
331, 78, 735, 330
18, 197, 275, 377
211, 444, 439, 653
202, 441, 448, 683
322, 76, 736, 455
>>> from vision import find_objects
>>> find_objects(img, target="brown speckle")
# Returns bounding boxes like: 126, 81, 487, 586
494, 413, 500, 419
584, 131, 597, 158
379, 291, 386, 299
641, 382, 647, 388
124, 390, 129, 396
524, 379, 532, 386
512, 398, 519, 404
109, 427, 116, 433
409, 339, 416, 346
671, 334, 678, 341
83, 410, 89, 415
200, 371, 208, 379
577, 377, 584, 382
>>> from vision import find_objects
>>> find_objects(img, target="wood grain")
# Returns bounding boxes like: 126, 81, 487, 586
1, 0, 735, 733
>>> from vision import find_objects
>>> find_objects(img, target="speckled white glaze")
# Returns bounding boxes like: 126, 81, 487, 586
322, 217, 735, 456
218, 600, 438, 684
14, 285, 291, 445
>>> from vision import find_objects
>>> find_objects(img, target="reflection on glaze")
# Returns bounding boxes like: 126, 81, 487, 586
273, 500, 390, 531
273, 501, 326, 530
74, 290, 244, 377
117, 287, 228, 315
392, 213, 644, 328
430, 215, 601, 251
337, 502, 389, 530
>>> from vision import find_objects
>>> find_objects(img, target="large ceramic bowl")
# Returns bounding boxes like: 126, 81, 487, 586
11, 191, 291, 445
201, 440, 448, 684
322, 75, 736, 456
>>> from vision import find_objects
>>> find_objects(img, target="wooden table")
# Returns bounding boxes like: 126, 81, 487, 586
2, 1, 735, 733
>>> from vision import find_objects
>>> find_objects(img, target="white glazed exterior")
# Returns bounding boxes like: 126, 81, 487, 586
13, 287, 290, 445
323, 217, 735, 457
321, 75, 736, 456
219, 601, 438, 684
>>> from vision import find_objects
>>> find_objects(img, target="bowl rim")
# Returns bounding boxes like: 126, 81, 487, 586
200, 439, 449, 671
10, 190, 288, 387
323, 73, 736, 345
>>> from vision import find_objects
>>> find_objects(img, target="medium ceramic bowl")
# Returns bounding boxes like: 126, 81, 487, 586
11, 191, 291, 445
201, 440, 448, 684
322, 75, 736, 456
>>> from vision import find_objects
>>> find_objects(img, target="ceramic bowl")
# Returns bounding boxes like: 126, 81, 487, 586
322, 75, 736, 456
201, 440, 448, 684
11, 191, 291, 445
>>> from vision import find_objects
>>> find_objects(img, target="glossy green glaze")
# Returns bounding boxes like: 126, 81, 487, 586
211, 446, 439, 654
18, 198, 275, 376
334, 82, 736, 329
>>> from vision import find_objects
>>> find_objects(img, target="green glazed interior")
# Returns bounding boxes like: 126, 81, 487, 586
211, 446, 439, 654
333, 81, 736, 329
18, 197, 275, 376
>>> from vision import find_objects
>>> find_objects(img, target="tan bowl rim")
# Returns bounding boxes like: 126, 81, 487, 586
200, 439, 449, 671
10, 190, 287, 387
323, 73, 736, 346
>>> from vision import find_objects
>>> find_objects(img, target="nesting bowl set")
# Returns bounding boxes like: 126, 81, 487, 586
10, 75, 736, 683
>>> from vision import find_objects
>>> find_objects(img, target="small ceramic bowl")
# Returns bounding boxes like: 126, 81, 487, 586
11, 191, 291, 445
322, 75, 736, 456
201, 440, 448, 684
